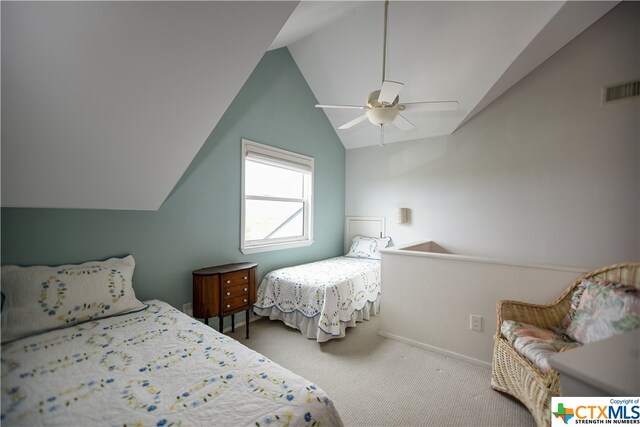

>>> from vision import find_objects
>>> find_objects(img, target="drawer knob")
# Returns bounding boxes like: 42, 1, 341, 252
226, 304, 231, 309
243, 287, 248, 292
226, 292, 231, 296
226, 280, 231, 284
243, 299, 247, 303
244, 276, 248, 280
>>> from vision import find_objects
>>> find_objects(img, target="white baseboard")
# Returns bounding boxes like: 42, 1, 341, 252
378, 330, 491, 369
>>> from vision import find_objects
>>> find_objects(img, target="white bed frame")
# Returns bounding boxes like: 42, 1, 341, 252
344, 216, 386, 253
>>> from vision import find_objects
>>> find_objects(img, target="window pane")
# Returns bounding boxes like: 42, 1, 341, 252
269, 210, 303, 239
245, 200, 304, 241
245, 160, 304, 199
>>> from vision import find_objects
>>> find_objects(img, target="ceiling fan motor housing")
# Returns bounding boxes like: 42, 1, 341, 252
366, 89, 400, 125
366, 107, 399, 126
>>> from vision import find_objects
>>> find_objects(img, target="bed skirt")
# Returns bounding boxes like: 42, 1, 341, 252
253, 298, 380, 343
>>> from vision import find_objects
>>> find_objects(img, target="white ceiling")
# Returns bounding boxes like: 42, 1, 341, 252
1, 1, 297, 210
280, 1, 617, 149
0, 1, 618, 210
270, 1, 362, 51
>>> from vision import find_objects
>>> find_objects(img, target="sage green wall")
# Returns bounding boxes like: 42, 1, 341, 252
1, 48, 346, 322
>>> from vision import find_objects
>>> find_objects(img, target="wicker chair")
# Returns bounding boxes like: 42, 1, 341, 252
491, 262, 640, 427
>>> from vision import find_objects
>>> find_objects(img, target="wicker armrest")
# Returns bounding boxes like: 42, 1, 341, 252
495, 299, 567, 335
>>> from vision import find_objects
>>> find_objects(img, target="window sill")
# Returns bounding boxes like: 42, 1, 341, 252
240, 240, 313, 255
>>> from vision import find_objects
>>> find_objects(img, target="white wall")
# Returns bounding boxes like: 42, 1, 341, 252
346, 2, 639, 269
379, 247, 587, 364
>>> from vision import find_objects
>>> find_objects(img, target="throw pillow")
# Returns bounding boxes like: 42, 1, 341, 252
1, 255, 146, 343
565, 280, 639, 344
346, 236, 391, 260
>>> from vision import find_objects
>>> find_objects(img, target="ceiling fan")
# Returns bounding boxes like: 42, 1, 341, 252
315, 0, 458, 144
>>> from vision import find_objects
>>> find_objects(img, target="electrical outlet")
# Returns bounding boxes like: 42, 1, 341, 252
470, 314, 482, 332
183, 302, 193, 317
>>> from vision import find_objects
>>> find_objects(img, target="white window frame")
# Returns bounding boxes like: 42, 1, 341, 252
240, 139, 314, 254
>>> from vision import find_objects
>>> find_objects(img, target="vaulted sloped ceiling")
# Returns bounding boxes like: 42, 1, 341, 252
283, 1, 617, 149
1, 1, 618, 211
1, 1, 297, 210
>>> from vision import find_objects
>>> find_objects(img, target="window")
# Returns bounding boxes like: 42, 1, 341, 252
241, 139, 313, 254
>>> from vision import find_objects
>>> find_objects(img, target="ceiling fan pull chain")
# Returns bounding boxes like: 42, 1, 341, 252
380, 124, 385, 146
382, 0, 389, 83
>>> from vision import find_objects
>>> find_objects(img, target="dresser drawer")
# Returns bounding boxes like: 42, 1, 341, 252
221, 270, 250, 288
222, 283, 249, 299
222, 295, 249, 314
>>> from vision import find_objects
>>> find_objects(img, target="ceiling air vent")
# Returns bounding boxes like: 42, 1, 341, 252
603, 79, 640, 104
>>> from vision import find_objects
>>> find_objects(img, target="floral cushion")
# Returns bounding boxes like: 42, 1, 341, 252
560, 279, 590, 329
565, 280, 639, 344
560, 279, 631, 329
501, 320, 579, 373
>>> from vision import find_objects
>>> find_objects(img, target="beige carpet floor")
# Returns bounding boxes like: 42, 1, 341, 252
228, 315, 536, 427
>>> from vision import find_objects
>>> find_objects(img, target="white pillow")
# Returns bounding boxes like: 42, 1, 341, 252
346, 235, 391, 260
1, 255, 146, 343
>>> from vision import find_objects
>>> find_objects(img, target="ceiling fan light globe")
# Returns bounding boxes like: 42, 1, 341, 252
366, 107, 399, 126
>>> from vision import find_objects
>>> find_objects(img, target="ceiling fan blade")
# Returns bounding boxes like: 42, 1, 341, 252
401, 101, 459, 111
338, 114, 368, 130
392, 114, 414, 131
315, 104, 365, 110
378, 80, 404, 104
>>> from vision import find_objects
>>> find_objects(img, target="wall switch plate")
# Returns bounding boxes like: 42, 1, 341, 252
183, 302, 193, 317
470, 314, 482, 332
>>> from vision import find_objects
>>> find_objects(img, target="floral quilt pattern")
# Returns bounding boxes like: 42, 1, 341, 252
254, 257, 381, 337
1, 300, 343, 426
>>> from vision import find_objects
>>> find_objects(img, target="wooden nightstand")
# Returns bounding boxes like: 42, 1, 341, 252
192, 262, 257, 339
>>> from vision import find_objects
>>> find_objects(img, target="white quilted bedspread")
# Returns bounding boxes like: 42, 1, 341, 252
254, 257, 381, 337
1, 300, 343, 427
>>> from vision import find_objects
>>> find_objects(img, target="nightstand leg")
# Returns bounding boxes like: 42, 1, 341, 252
204, 317, 208, 326
246, 308, 250, 339
219, 316, 223, 333
231, 314, 235, 332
